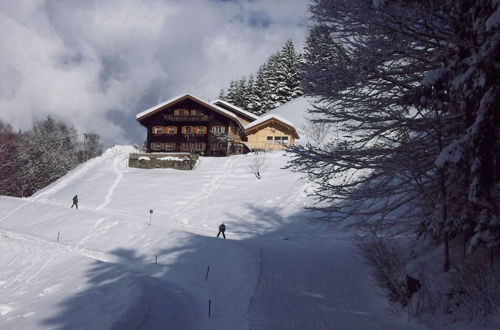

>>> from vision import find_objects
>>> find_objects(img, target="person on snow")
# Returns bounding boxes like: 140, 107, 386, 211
217, 223, 226, 239
71, 195, 78, 209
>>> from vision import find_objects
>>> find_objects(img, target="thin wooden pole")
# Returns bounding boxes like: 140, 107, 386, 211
205, 265, 210, 281
208, 299, 211, 318
57, 231, 60, 243
155, 255, 158, 264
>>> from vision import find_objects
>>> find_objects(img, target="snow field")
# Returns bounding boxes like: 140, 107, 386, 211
1, 115, 430, 329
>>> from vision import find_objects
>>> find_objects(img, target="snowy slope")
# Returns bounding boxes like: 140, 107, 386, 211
0, 100, 435, 330
266, 96, 313, 131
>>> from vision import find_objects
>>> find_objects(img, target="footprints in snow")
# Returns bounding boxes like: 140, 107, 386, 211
37, 283, 63, 297
171, 157, 238, 226
0, 304, 13, 316
77, 217, 118, 248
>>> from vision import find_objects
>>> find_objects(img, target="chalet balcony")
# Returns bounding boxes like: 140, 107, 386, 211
162, 115, 209, 122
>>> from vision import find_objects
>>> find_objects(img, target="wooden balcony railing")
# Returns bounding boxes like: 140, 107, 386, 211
162, 115, 209, 122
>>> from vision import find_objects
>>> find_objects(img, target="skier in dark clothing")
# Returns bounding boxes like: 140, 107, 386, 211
217, 223, 226, 239
71, 195, 78, 209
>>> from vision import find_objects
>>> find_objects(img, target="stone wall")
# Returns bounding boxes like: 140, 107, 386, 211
128, 153, 198, 170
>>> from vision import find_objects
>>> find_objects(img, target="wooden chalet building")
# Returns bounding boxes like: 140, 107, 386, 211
136, 93, 299, 156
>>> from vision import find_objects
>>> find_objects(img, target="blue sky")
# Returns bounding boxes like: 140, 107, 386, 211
0, 0, 308, 145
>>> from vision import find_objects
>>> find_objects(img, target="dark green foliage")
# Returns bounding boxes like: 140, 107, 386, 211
218, 39, 303, 115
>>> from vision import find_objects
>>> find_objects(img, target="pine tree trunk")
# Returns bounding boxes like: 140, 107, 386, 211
440, 171, 450, 272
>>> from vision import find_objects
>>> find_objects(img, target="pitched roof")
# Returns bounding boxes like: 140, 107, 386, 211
245, 114, 299, 138
210, 99, 260, 121
136, 93, 244, 128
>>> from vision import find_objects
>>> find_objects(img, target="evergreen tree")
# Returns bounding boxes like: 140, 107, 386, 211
225, 80, 238, 105
302, 25, 349, 95
235, 77, 248, 108
265, 53, 284, 108
0, 121, 20, 196
276, 40, 303, 101
289, 0, 499, 271
253, 64, 272, 115
216, 39, 304, 115
217, 88, 226, 100
246, 74, 260, 113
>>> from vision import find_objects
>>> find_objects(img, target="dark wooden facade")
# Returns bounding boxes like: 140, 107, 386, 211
137, 95, 248, 156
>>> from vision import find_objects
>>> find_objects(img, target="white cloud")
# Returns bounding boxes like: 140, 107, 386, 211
0, 0, 308, 145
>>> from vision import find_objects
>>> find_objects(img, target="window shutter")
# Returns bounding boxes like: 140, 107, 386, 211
202, 126, 207, 134
181, 126, 186, 134
174, 127, 178, 134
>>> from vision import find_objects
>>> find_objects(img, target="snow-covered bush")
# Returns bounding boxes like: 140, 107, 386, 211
249, 151, 267, 179
445, 257, 500, 323
356, 235, 410, 307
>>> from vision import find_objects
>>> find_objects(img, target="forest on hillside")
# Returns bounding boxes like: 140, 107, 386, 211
0, 117, 103, 197
217, 39, 303, 115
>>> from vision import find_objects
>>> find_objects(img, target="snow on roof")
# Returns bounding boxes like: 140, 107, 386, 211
210, 99, 260, 121
244, 114, 297, 132
135, 93, 243, 127
136, 93, 189, 120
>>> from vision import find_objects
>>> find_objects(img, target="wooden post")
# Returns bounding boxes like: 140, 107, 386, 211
57, 231, 60, 243
208, 299, 211, 318
149, 209, 153, 226
155, 255, 158, 264
205, 265, 210, 281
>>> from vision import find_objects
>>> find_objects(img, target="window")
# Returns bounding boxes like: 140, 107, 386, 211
274, 136, 289, 144
174, 109, 189, 116
211, 142, 225, 150
151, 142, 162, 151
213, 126, 225, 134
179, 142, 205, 151
197, 126, 206, 134
167, 126, 176, 135
185, 126, 192, 134
194, 142, 206, 151
165, 142, 176, 151
152, 126, 163, 135
266, 136, 273, 141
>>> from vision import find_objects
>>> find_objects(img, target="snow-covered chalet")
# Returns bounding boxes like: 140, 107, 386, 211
136, 93, 299, 156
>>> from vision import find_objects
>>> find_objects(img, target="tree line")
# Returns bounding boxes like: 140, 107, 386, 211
0, 116, 103, 197
289, 0, 499, 321
217, 39, 303, 115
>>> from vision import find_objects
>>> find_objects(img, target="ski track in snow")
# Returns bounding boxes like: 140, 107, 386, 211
247, 240, 418, 330
0, 227, 200, 330
0, 145, 434, 330
31, 156, 104, 202
96, 155, 127, 211
76, 216, 118, 249
170, 156, 238, 226
0, 200, 30, 224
